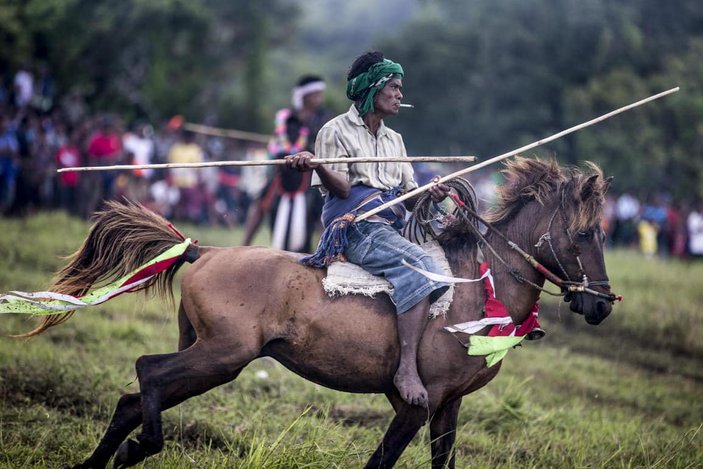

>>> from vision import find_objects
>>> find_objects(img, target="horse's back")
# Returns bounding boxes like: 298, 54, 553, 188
180, 245, 400, 393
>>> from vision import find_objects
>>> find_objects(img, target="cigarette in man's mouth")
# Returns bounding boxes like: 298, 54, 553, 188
399, 104, 414, 108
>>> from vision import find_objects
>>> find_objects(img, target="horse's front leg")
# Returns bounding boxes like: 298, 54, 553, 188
364, 398, 428, 469
429, 398, 462, 469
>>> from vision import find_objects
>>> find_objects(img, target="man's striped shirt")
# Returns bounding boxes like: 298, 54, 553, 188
311, 105, 418, 194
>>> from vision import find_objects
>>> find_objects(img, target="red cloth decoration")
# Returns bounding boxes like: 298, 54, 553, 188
479, 262, 540, 337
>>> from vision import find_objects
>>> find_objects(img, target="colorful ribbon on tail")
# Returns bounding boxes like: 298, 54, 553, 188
0, 239, 191, 315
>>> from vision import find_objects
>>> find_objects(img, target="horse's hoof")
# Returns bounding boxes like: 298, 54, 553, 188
525, 328, 546, 340
113, 438, 147, 468
64, 463, 101, 469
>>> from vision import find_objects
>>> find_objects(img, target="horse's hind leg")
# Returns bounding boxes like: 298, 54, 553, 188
74, 305, 201, 468
177, 302, 196, 351
70, 393, 143, 469
113, 339, 255, 467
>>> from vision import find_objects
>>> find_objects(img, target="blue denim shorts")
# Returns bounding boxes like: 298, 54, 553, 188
344, 221, 450, 314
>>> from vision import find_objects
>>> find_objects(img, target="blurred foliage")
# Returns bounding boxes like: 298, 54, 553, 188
1, 0, 300, 130
382, 0, 703, 200
1, 0, 701, 198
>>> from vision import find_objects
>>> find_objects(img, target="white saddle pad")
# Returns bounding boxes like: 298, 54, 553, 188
322, 240, 454, 318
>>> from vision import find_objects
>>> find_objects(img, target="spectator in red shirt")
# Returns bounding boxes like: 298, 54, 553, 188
84, 116, 122, 215
55, 128, 82, 215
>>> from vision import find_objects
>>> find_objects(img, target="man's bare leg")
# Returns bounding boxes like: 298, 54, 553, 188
394, 297, 430, 407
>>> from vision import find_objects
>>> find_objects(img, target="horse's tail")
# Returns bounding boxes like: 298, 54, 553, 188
19, 200, 195, 338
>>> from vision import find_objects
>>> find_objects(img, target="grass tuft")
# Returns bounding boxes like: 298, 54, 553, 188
1, 213, 701, 468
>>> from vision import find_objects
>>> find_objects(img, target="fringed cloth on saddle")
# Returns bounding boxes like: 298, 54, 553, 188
444, 261, 541, 367
322, 240, 455, 319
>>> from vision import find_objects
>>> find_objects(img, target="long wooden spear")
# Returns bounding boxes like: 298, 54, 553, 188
57, 156, 477, 173
183, 105, 414, 141
355, 87, 680, 223
182, 122, 271, 143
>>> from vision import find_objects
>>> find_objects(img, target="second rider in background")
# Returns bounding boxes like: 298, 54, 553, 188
242, 75, 331, 252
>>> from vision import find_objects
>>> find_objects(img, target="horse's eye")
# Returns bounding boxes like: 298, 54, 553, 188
577, 230, 592, 240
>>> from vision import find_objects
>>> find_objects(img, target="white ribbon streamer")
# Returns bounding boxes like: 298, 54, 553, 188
444, 316, 514, 334
400, 259, 517, 335
401, 259, 490, 284
0, 276, 153, 312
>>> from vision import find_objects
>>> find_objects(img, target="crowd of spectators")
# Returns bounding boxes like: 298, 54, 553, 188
1, 66, 702, 259
602, 191, 703, 259
463, 175, 703, 261
0, 66, 270, 227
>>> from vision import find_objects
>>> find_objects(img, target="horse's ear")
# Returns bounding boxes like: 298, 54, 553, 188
604, 176, 614, 194
580, 174, 600, 201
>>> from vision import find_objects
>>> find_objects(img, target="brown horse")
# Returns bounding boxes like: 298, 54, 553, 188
24, 157, 615, 469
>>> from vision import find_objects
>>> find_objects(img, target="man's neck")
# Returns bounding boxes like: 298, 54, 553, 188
298, 107, 315, 124
363, 112, 383, 135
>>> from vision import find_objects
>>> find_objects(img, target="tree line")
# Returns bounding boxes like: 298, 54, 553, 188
381, 0, 702, 200
2, 0, 701, 199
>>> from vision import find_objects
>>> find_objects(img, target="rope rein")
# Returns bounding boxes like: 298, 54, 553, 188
407, 178, 621, 303
447, 191, 566, 297
402, 177, 479, 244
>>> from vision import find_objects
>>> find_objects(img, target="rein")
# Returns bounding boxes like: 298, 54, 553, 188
446, 189, 622, 303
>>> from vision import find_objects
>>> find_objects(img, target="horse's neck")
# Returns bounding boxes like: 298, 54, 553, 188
439, 204, 547, 326
443, 243, 485, 324
477, 219, 544, 326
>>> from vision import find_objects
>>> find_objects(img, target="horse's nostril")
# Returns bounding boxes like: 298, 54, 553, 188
569, 295, 584, 315
596, 300, 611, 317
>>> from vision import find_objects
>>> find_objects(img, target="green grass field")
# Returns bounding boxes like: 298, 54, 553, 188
1, 212, 701, 468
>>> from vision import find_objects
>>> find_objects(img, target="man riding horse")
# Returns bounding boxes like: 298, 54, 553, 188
5, 48, 659, 469
286, 51, 451, 408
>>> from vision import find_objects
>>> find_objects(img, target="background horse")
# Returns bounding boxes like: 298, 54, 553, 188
24, 157, 615, 469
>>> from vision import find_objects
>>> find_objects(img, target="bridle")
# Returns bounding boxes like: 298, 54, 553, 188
446, 186, 622, 304
530, 189, 621, 302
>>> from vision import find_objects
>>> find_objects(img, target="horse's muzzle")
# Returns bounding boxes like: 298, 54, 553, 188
566, 292, 612, 325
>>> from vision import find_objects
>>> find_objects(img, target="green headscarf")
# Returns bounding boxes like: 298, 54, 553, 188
346, 58, 404, 117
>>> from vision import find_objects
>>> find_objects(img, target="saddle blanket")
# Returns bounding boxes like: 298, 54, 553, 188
322, 240, 454, 318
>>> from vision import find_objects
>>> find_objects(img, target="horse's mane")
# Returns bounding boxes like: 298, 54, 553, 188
484, 156, 609, 233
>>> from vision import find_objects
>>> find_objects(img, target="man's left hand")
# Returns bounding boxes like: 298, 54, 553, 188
285, 151, 318, 172
428, 180, 450, 202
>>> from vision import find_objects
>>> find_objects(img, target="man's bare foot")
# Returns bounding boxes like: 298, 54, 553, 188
394, 366, 428, 407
